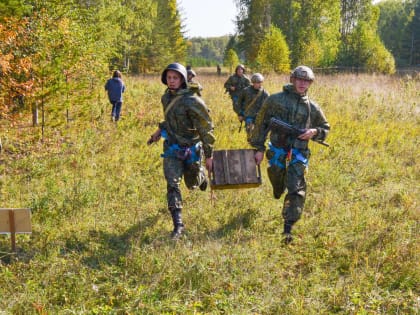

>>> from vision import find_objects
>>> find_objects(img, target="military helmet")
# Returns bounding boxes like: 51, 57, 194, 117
187, 69, 196, 78
235, 64, 246, 72
161, 63, 188, 87
290, 65, 315, 81
251, 73, 264, 83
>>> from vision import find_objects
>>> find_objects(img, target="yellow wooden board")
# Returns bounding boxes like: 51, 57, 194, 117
0, 208, 32, 234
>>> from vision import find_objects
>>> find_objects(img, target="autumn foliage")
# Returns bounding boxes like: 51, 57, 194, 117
0, 17, 34, 118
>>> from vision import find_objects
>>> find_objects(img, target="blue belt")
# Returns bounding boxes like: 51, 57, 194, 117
268, 142, 308, 169
245, 117, 254, 124
160, 129, 201, 164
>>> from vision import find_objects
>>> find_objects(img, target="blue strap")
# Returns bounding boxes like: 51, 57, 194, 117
268, 142, 308, 169
268, 142, 287, 169
245, 117, 254, 124
289, 148, 308, 166
161, 142, 202, 165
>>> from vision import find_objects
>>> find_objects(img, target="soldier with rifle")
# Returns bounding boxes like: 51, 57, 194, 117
250, 66, 330, 244
224, 64, 251, 110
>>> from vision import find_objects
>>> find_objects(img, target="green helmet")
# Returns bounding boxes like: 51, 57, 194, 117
161, 63, 188, 88
291, 65, 315, 81
235, 64, 246, 73
251, 73, 264, 83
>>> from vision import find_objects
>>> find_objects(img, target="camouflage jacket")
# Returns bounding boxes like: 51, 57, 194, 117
159, 88, 215, 158
250, 84, 330, 152
223, 74, 251, 97
235, 86, 269, 118
187, 80, 203, 96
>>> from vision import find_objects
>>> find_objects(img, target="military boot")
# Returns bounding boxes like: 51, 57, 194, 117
170, 208, 184, 240
282, 220, 294, 244
199, 177, 208, 191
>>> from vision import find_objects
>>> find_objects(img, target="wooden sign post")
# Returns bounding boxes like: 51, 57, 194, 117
0, 208, 32, 252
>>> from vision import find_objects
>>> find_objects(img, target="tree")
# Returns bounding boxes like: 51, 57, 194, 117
255, 25, 290, 73
236, 0, 340, 67
236, 0, 271, 63
338, 1, 395, 73
223, 49, 240, 73
408, 0, 420, 65
0, 17, 34, 118
377, 0, 416, 66
341, 20, 395, 73
145, 0, 186, 72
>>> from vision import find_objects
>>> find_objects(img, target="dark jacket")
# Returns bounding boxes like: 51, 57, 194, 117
105, 77, 125, 102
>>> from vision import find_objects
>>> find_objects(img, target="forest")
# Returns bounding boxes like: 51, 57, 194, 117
1, 0, 420, 121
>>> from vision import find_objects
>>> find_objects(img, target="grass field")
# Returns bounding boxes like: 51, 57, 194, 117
0, 72, 419, 314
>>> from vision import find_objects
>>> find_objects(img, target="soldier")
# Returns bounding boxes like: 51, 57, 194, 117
147, 63, 215, 240
105, 70, 126, 122
235, 73, 269, 142
250, 66, 330, 244
224, 64, 251, 110
187, 68, 203, 96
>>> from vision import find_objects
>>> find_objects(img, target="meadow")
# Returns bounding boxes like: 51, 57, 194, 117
0, 71, 419, 314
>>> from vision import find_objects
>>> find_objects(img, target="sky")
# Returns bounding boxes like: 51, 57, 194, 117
178, 0, 238, 38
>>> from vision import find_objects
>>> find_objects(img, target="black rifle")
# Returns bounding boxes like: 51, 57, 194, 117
269, 117, 329, 147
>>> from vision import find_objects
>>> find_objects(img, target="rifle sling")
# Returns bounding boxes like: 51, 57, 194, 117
244, 89, 264, 114
164, 95, 183, 119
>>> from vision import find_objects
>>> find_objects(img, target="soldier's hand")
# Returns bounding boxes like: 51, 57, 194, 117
230, 86, 235, 91
255, 151, 264, 165
238, 115, 244, 122
298, 128, 317, 140
206, 157, 213, 172
147, 129, 161, 145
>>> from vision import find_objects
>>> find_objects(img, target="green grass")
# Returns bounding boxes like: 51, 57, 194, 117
0, 72, 419, 314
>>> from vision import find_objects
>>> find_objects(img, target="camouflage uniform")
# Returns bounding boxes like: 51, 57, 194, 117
159, 88, 215, 212
250, 83, 329, 235
235, 85, 269, 141
224, 73, 251, 109
187, 69, 203, 96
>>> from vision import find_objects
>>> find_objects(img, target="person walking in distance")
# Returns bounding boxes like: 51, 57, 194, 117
105, 70, 126, 122
250, 66, 330, 244
224, 64, 251, 110
147, 63, 215, 240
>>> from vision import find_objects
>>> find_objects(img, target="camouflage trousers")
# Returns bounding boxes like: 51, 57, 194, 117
163, 157, 206, 210
245, 119, 255, 143
266, 149, 309, 223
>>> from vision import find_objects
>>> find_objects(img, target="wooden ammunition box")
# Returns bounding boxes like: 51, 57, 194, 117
211, 149, 261, 189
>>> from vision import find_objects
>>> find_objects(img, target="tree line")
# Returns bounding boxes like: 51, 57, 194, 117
0, 0, 186, 121
224, 0, 419, 74
1, 0, 419, 122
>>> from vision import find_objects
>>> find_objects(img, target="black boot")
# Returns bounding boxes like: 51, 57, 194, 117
199, 177, 208, 191
282, 220, 294, 244
170, 209, 184, 240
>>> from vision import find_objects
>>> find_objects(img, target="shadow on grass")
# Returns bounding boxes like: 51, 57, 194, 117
206, 208, 259, 240
78, 212, 165, 269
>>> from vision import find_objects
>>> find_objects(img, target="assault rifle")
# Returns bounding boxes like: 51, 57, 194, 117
269, 117, 330, 147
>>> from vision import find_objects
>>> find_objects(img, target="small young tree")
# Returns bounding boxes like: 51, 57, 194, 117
223, 48, 240, 73
255, 25, 290, 74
